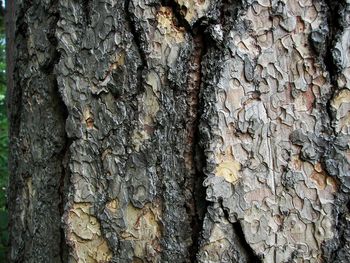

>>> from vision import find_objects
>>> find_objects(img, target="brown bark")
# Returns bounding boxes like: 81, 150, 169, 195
6, 0, 350, 262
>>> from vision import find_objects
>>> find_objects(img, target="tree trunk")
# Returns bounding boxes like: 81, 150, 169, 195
6, 0, 350, 262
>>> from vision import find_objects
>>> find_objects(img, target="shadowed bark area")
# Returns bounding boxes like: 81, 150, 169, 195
6, 1, 67, 262
6, 0, 350, 262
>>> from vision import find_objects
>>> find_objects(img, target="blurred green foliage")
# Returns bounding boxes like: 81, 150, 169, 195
0, 1, 8, 261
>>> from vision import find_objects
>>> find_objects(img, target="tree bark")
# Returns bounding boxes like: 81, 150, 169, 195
6, 0, 350, 262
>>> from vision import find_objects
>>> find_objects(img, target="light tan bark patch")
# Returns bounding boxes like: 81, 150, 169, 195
156, 7, 185, 43
175, 0, 211, 25
120, 202, 162, 262
67, 203, 112, 263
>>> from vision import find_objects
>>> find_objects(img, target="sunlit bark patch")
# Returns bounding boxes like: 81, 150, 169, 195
175, 0, 211, 25
66, 203, 112, 263
119, 202, 162, 262
156, 7, 185, 44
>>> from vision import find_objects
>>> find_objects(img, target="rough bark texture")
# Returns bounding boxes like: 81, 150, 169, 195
6, 0, 350, 262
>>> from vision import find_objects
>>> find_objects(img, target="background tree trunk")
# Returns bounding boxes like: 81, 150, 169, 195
6, 0, 350, 262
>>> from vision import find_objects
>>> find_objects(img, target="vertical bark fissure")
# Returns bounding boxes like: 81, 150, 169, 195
320, 1, 350, 261
30, 0, 72, 260
161, 1, 211, 259
125, 0, 147, 95
56, 86, 70, 263
232, 221, 261, 263
219, 198, 262, 263
185, 32, 208, 262
324, 1, 340, 83
81, 0, 92, 25
8, 1, 350, 262
44, 1, 71, 261
323, 0, 342, 136
56, 87, 70, 263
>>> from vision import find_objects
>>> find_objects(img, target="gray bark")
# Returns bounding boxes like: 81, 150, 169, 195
6, 0, 350, 262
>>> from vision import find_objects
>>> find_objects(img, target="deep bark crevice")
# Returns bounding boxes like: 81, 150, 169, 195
219, 200, 262, 263
9, 1, 349, 262
124, 0, 147, 96
81, 0, 92, 25
47, 1, 70, 261
186, 33, 208, 262
232, 221, 261, 263
56, 81, 70, 263
57, 134, 71, 263
317, 1, 350, 262
231, 223, 261, 263
160, 1, 213, 260
124, 0, 147, 65
156, 1, 211, 260
323, 0, 342, 136
323, 0, 343, 78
